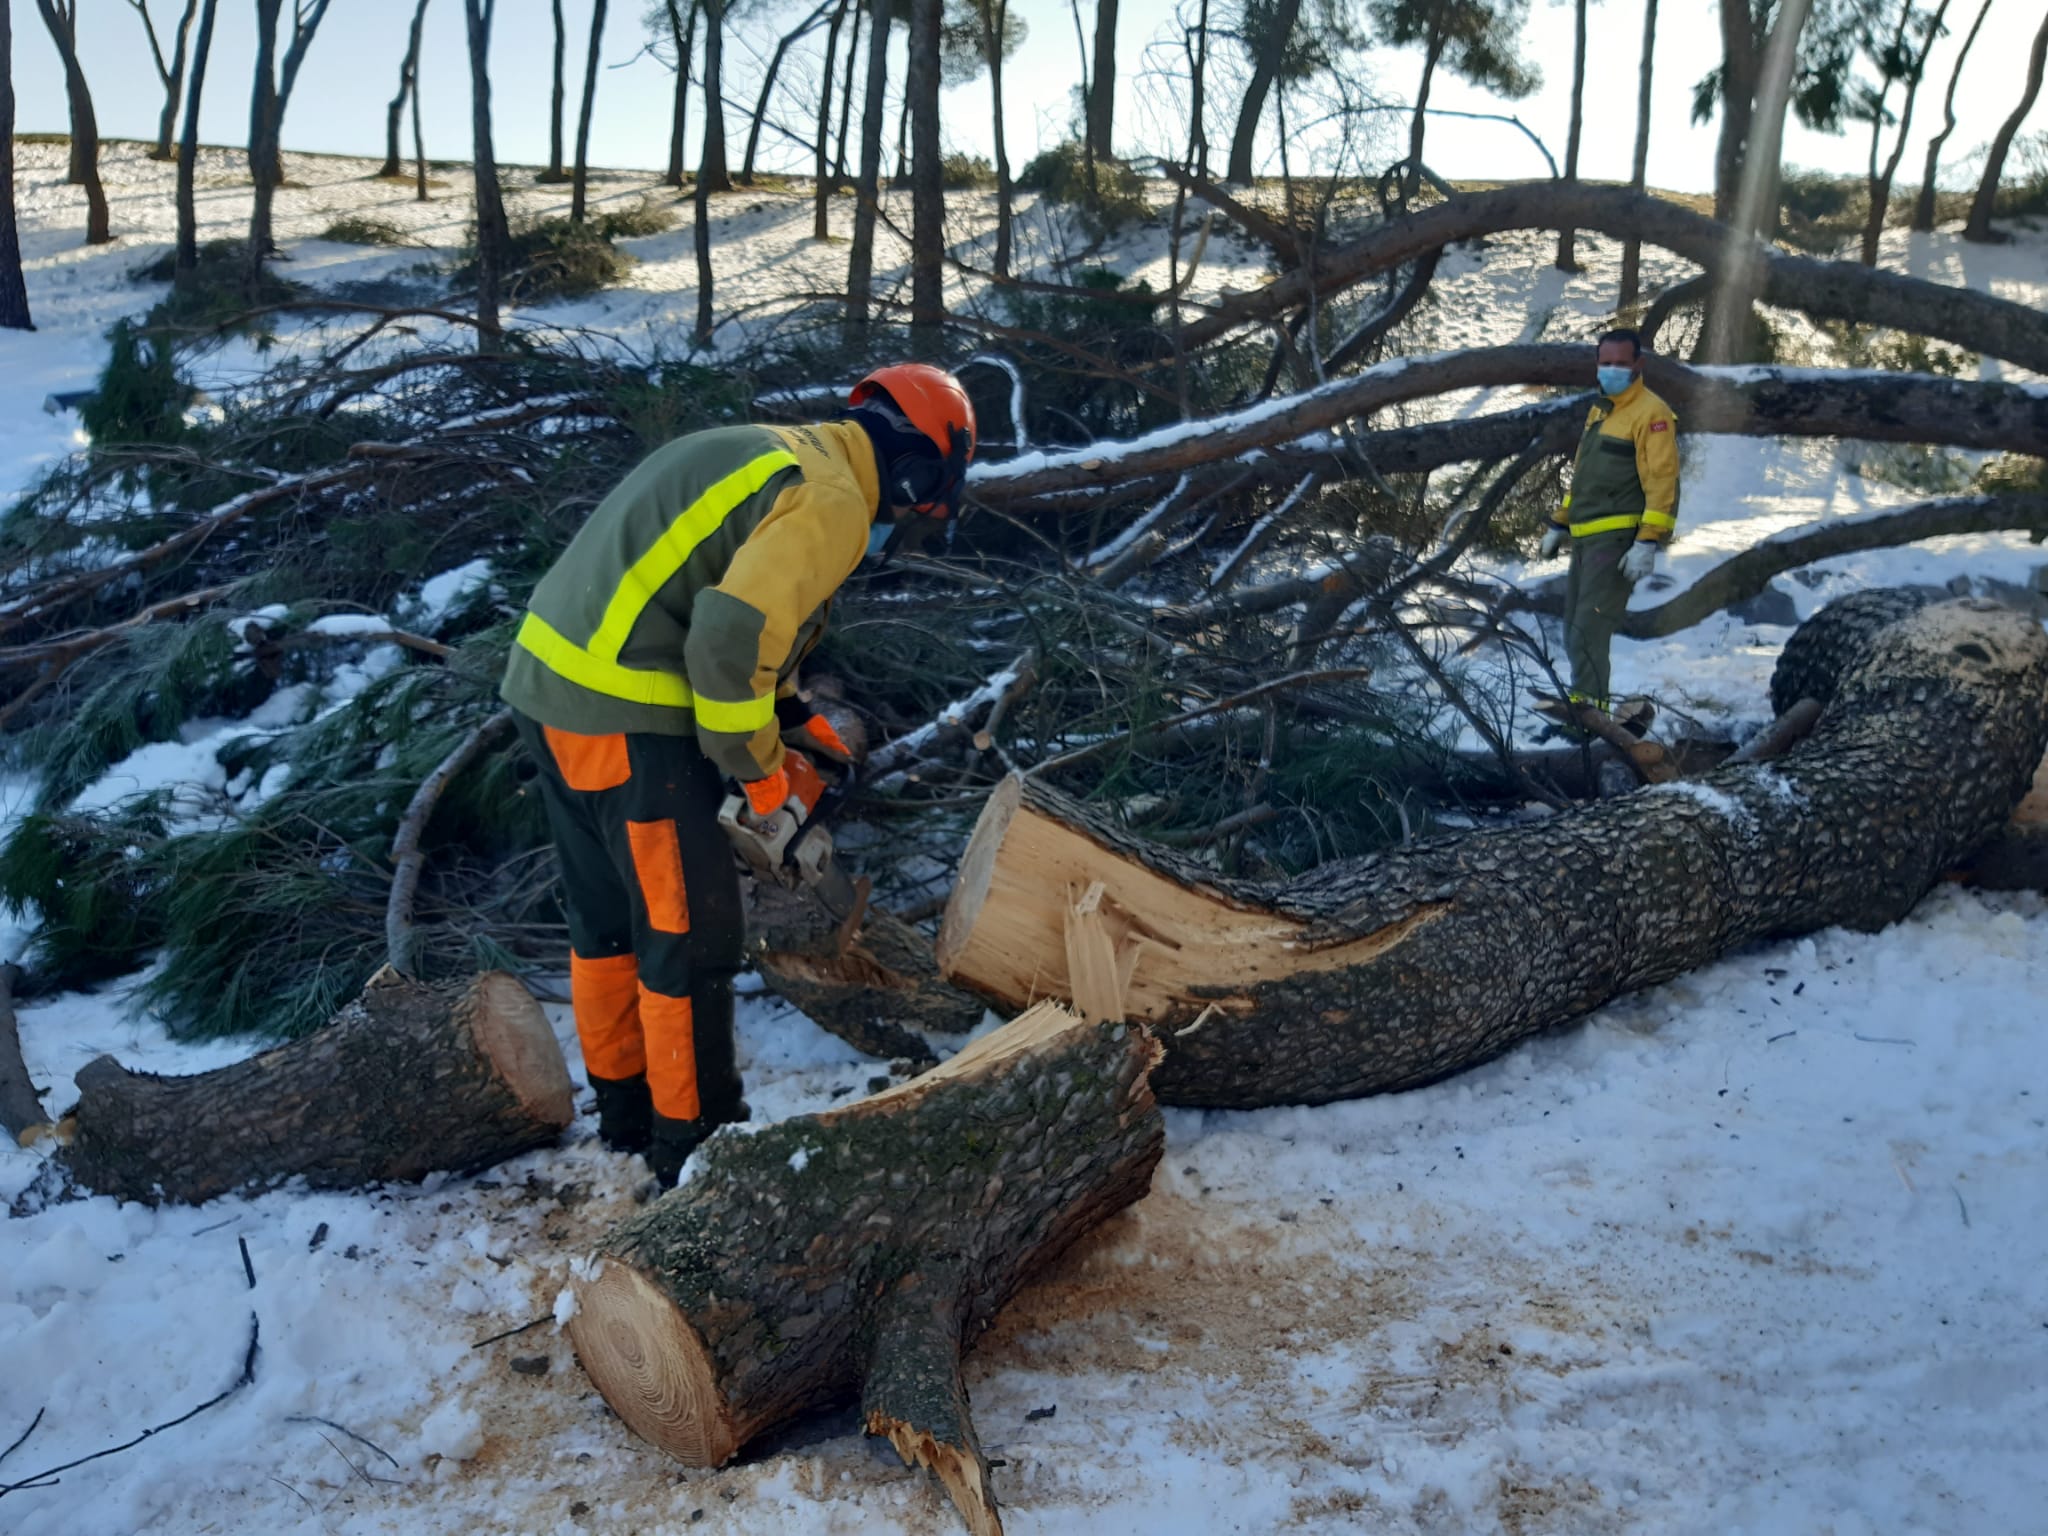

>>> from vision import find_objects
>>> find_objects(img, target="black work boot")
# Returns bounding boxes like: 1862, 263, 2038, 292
588, 1073, 653, 1155
646, 1113, 710, 1187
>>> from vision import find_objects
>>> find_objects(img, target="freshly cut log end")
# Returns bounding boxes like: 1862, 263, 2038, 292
63, 968, 573, 1205
938, 597, 2048, 1109
566, 1001, 1163, 1535
570, 1258, 736, 1466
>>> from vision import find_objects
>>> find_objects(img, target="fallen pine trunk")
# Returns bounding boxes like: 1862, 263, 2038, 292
62, 969, 574, 1204
565, 1001, 1163, 1536
935, 596, 2048, 1108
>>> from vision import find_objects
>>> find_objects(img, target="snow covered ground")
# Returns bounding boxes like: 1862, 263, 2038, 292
3, 143, 2047, 1535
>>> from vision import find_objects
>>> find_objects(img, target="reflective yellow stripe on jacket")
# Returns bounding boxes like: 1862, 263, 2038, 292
1568, 513, 1644, 538
512, 449, 797, 712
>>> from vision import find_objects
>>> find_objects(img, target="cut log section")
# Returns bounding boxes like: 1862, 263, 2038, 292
937, 597, 2048, 1108
566, 1001, 1164, 1536
62, 968, 574, 1204
745, 882, 989, 1063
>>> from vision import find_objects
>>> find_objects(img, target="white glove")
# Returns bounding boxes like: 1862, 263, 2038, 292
1537, 525, 1566, 559
1620, 541, 1658, 584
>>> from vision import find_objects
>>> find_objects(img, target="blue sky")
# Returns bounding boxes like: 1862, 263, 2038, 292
11, 0, 2044, 194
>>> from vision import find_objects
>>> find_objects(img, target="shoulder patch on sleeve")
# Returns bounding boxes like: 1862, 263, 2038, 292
1649, 419, 1668, 431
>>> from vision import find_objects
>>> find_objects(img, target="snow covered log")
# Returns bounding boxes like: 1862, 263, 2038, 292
565, 1001, 1163, 1536
936, 597, 2048, 1108
61, 969, 574, 1204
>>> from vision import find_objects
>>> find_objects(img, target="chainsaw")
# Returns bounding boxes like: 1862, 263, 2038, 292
718, 762, 871, 954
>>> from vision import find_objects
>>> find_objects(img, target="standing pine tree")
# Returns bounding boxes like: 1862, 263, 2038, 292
1366, 0, 1541, 201
908, 0, 943, 343
1, 0, 33, 330
1087, 0, 1120, 162
845, 0, 892, 324
1555, 0, 1591, 269
127, 0, 201, 161
1855, 0, 1948, 264
1227, 0, 1356, 183
1908, 0, 1992, 230
813, 0, 849, 237
571, 0, 609, 223
1962, 4, 2048, 242
33, 0, 111, 242
542, 0, 568, 182
1618, 0, 1658, 309
380, 0, 431, 179
174, 0, 220, 274
465, 0, 511, 343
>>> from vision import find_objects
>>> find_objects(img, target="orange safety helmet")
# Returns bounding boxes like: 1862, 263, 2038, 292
848, 364, 978, 465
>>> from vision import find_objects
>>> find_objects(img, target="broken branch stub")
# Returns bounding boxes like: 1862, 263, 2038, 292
938, 597, 2048, 1108
566, 1001, 1164, 1536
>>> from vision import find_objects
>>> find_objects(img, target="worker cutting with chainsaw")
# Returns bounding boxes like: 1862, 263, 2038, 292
501, 363, 976, 1184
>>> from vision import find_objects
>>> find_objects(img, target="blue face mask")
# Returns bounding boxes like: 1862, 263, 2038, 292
1597, 364, 1636, 398
866, 522, 893, 561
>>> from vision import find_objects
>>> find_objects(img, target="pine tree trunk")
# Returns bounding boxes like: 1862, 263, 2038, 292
834, 0, 861, 181
846, 0, 891, 325
1225, 0, 1299, 185
700, 0, 731, 192
666, 0, 696, 188
0, 0, 31, 330
908, 0, 943, 344
36, 0, 110, 242
1403, 24, 1446, 202
571, 0, 608, 223
814, 0, 846, 238
61, 970, 573, 1206
986, 0, 1013, 276
1962, 7, 2048, 243
1618, 0, 1657, 311
151, 0, 198, 160
1085, 0, 1118, 163
545, 0, 567, 181
1861, 0, 1948, 265
1712, 0, 1757, 225
246, 0, 282, 287
744, 3, 829, 185
694, 0, 724, 345
1704, 0, 1808, 361
174, 0, 218, 274
1188, 0, 1209, 179
1555, 0, 1588, 270
465, 0, 509, 342
937, 597, 2048, 1109
1911, 0, 1993, 230
566, 1001, 1163, 1536
382, 0, 430, 179
411, 23, 429, 201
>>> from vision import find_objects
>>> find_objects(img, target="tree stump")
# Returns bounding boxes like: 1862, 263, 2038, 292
936, 597, 2048, 1108
63, 969, 574, 1204
565, 1002, 1163, 1536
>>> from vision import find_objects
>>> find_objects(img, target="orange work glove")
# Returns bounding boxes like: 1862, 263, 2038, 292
775, 696, 856, 766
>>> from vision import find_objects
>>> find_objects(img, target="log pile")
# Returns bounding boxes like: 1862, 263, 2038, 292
565, 1001, 1163, 1536
936, 596, 2048, 1108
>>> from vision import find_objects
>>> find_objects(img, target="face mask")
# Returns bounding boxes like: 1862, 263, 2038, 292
866, 522, 893, 561
1596, 365, 1636, 398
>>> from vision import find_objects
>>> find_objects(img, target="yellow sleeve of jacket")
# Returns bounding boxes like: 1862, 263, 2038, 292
683, 479, 868, 782
1633, 404, 1681, 542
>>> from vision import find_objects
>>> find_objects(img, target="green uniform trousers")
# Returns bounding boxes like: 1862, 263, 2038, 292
1562, 529, 1637, 708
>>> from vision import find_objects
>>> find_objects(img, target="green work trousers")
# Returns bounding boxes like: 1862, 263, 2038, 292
1562, 529, 1636, 707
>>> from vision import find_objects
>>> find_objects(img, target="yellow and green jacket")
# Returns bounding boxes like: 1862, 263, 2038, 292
500, 420, 878, 783
1551, 378, 1681, 543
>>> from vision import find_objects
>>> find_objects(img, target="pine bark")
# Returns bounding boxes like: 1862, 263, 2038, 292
0, 0, 32, 330
61, 970, 574, 1205
1962, 6, 2048, 243
1555, 0, 1588, 271
693, 0, 724, 346
246, 0, 282, 286
173, 0, 219, 274
567, 1001, 1163, 1536
907, 0, 944, 344
1225, 0, 1300, 185
571, 0, 608, 223
1910, 0, 1993, 230
34, 0, 110, 243
845, 0, 891, 325
1086, 0, 1118, 163
465, 0, 509, 342
545, 0, 568, 181
937, 597, 2048, 1108
1619, 0, 1657, 311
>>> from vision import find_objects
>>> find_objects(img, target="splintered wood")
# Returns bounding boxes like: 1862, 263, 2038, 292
938, 774, 1443, 1026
